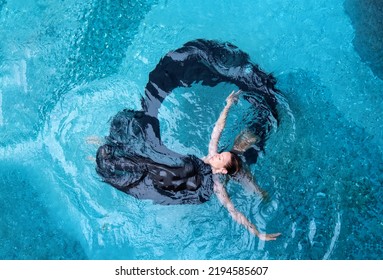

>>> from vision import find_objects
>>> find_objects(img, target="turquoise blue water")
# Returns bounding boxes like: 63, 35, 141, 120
1, 0, 382, 259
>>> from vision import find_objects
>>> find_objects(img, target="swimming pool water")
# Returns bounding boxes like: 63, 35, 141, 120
0, 0, 382, 259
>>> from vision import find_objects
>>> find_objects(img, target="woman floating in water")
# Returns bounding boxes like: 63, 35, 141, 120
96, 39, 283, 241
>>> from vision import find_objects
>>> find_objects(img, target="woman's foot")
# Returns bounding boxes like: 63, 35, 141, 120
86, 136, 103, 146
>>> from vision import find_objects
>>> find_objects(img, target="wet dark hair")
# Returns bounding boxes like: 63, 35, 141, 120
224, 151, 242, 176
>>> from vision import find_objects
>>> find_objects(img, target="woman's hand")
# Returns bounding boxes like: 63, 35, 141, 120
257, 232, 281, 241
249, 224, 281, 241
226, 90, 242, 105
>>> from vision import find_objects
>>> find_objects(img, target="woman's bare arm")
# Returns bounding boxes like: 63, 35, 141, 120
237, 168, 268, 198
213, 176, 280, 241
208, 90, 241, 156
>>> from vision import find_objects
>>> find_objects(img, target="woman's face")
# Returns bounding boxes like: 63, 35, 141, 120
209, 152, 231, 170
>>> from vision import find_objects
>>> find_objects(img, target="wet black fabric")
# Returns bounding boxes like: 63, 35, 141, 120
96, 39, 283, 204
142, 39, 280, 125
96, 110, 213, 205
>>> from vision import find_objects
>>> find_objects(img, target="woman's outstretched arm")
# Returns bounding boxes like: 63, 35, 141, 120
236, 167, 268, 198
208, 90, 241, 156
213, 176, 280, 241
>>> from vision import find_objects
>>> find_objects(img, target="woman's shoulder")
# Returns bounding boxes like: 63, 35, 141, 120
186, 155, 212, 174
185, 154, 203, 164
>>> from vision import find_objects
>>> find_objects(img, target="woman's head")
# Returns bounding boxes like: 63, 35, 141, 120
208, 151, 242, 175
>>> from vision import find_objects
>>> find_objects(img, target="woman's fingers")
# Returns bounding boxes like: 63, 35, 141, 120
258, 232, 281, 241
226, 89, 242, 104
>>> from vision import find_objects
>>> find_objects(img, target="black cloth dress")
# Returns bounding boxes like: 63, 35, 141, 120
96, 39, 283, 204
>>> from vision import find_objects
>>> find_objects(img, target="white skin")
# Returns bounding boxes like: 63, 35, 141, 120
203, 90, 281, 241
205, 152, 232, 174
88, 90, 279, 240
